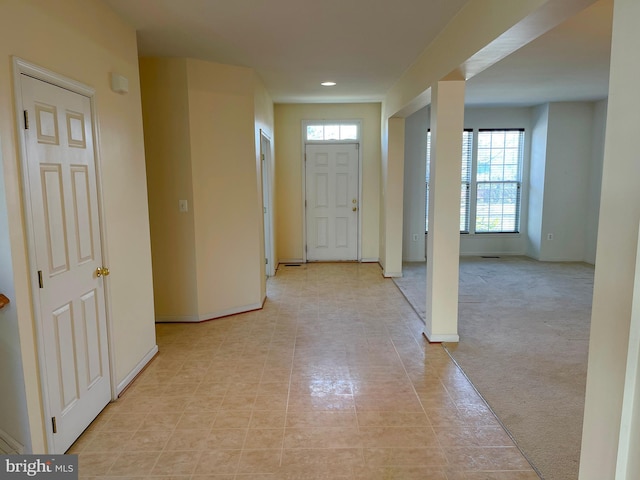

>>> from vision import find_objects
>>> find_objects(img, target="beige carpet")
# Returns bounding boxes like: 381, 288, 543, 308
393, 257, 593, 480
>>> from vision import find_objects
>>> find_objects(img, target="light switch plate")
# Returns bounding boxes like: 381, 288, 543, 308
179, 200, 188, 213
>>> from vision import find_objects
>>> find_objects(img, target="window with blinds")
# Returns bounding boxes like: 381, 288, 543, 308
475, 129, 523, 233
425, 130, 472, 233
460, 130, 472, 233
425, 131, 431, 232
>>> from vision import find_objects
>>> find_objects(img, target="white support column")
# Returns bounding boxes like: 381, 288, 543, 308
580, 0, 640, 478
382, 117, 405, 278
615, 223, 640, 480
424, 80, 465, 343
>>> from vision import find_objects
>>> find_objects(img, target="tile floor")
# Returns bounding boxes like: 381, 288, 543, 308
71, 263, 539, 479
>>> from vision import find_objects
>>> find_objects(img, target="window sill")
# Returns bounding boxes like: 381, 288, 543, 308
425, 232, 522, 238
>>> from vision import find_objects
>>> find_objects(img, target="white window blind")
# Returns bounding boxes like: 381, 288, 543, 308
475, 129, 523, 233
425, 130, 472, 233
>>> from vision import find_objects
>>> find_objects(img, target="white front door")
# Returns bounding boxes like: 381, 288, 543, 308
305, 143, 359, 261
20, 74, 111, 453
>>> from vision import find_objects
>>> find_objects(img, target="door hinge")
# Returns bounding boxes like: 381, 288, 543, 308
24, 110, 29, 130
51, 417, 57, 434
265, 258, 268, 265
37, 270, 43, 289
261, 153, 265, 161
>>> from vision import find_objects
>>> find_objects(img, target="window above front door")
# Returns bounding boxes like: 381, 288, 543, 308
304, 121, 360, 142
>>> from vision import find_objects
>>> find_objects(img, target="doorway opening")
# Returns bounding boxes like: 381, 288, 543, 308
261, 131, 274, 277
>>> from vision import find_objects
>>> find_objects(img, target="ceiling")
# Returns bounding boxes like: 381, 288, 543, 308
465, 0, 612, 107
103, 0, 613, 107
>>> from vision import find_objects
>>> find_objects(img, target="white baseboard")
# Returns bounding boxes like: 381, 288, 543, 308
0, 428, 24, 454
198, 302, 263, 321
460, 252, 526, 257
383, 271, 403, 278
117, 344, 158, 396
278, 259, 304, 266
422, 329, 459, 343
277, 259, 381, 266
156, 303, 263, 324
155, 314, 199, 323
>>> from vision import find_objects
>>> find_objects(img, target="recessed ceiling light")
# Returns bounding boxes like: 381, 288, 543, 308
321, 81, 337, 86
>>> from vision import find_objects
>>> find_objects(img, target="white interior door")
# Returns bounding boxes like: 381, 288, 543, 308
261, 133, 274, 277
305, 143, 359, 261
20, 74, 111, 453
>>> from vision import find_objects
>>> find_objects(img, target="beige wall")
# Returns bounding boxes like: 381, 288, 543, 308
0, 0, 156, 452
274, 103, 381, 262
140, 58, 198, 318
187, 59, 264, 316
141, 58, 273, 321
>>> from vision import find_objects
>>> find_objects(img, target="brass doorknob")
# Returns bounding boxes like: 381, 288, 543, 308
352, 207, 357, 212
96, 267, 110, 277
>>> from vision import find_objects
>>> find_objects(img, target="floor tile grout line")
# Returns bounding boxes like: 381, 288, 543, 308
440, 341, 543, 480
77, 263, 540, 478
388, 270, 538, 475
388, 334, 451, 470
278, 293, 302, 468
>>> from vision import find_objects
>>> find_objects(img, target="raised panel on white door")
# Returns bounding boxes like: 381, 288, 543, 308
314, 152, 329, 167
80, 289, 103, 387
335, 217, 348, 248
315, 173, 329, 208
336, 152, 349, 167
36, 103, 59, 145
71, 166, 94, 264
335, 173, 349, 208
66, 111, 86, 149
41, 165, 70, 276
52, 302, 79, 411
315, 217, 329, 248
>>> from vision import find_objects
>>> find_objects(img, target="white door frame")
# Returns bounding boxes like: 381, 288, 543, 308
260, 130, 275, 277
12, 57, 116, 451
301, 120, 363, 263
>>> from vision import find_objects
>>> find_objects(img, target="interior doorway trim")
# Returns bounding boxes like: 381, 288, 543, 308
12, 57, 116, 450
301, 119, 363, 263
260, 130, 275, 277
